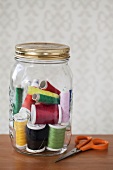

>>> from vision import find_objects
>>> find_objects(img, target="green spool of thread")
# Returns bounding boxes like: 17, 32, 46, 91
13, 87, 23, 115
32, 93, 60, 104
47, 124, 66, 151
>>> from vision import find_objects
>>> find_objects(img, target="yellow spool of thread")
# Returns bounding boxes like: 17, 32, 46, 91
28, 86, 59, 98
14, 112, 28, 149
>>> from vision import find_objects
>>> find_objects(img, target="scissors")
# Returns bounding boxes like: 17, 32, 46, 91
55, 135, 109, 163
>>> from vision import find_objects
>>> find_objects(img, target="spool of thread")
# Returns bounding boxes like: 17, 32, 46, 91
28, 86, 59, 98
69, 89, 72, 102
26, 123, 49, 153
47, 124, 66, 151
69, 89, 72, 112
31, 79, 39, 87
39, 80, 60, 95
60, 91, 70, 123
22, 94, 35, 112
21, 79, 39, 112
22, 80, 31, 102
19, 107, 30, 116
32, 93, 60, 104
14, 112, 28, 149
13, 86, 23, 114
31, 104, 62, 124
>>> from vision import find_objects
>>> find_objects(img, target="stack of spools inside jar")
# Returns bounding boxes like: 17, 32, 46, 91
14, 79, 71, 153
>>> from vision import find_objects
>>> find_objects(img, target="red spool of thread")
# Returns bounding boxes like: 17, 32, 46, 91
21, 79, 39, 111
31, 104, 60, 124
22, 94, 35, 111
39, 80, 60, 95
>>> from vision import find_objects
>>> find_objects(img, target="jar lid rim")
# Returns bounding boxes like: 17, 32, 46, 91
15, 42, 70, 60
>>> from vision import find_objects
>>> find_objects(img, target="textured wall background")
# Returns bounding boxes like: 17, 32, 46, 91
0, 0, 113, 134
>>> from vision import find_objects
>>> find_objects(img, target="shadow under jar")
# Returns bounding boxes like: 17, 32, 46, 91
9, 42, 73, 156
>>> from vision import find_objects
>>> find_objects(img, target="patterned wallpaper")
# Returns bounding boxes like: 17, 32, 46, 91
0, 0, 113, 134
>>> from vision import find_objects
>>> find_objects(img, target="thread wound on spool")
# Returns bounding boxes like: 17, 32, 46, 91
39, 80, 60, 95
28, 86, 59, 98
13, 87, 23, 114
69, 89, 72, 112
14, 113, 28, 149
60, 91, 70, 123
32, 93, 60, 104
21, 79, 39, 111
31, 104, 60, 124
22, 94, 35, 111
26, 123, 49, 152
21, 80, 31, 102
47, 124, 66, 151
31, 79, 39, 88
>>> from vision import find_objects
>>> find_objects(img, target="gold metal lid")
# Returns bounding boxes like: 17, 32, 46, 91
15, 42, 70, 60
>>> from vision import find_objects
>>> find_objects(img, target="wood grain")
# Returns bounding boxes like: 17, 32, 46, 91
0, 135, 112, 170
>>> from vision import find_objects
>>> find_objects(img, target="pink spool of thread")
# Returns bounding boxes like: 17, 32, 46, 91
31, 104, 62, 124
60, 91, 70, 123
39, 80, 60, 95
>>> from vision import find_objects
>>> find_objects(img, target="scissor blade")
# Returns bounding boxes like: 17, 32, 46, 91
55, 148, 80, 163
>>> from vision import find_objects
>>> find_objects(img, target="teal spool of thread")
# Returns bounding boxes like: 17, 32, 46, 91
13, 87, 23, 114
47, 124, 66, 151
32, 93, 60, 104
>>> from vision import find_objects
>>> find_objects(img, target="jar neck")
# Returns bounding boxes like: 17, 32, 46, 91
15, 57, 69, 64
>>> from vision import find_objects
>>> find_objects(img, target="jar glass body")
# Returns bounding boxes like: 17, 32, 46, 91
9, 58, 73, 156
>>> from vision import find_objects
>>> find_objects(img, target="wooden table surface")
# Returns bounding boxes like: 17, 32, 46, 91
0, 135, 113, 170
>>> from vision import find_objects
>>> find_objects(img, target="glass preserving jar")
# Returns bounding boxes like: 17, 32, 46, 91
9, 42, 73, 156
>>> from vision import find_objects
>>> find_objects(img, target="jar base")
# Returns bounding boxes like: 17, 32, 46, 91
13, 145, 67, 156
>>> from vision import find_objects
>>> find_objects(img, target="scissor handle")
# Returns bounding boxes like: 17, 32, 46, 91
80, 138, 109, 151
75, 136, 92, 149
